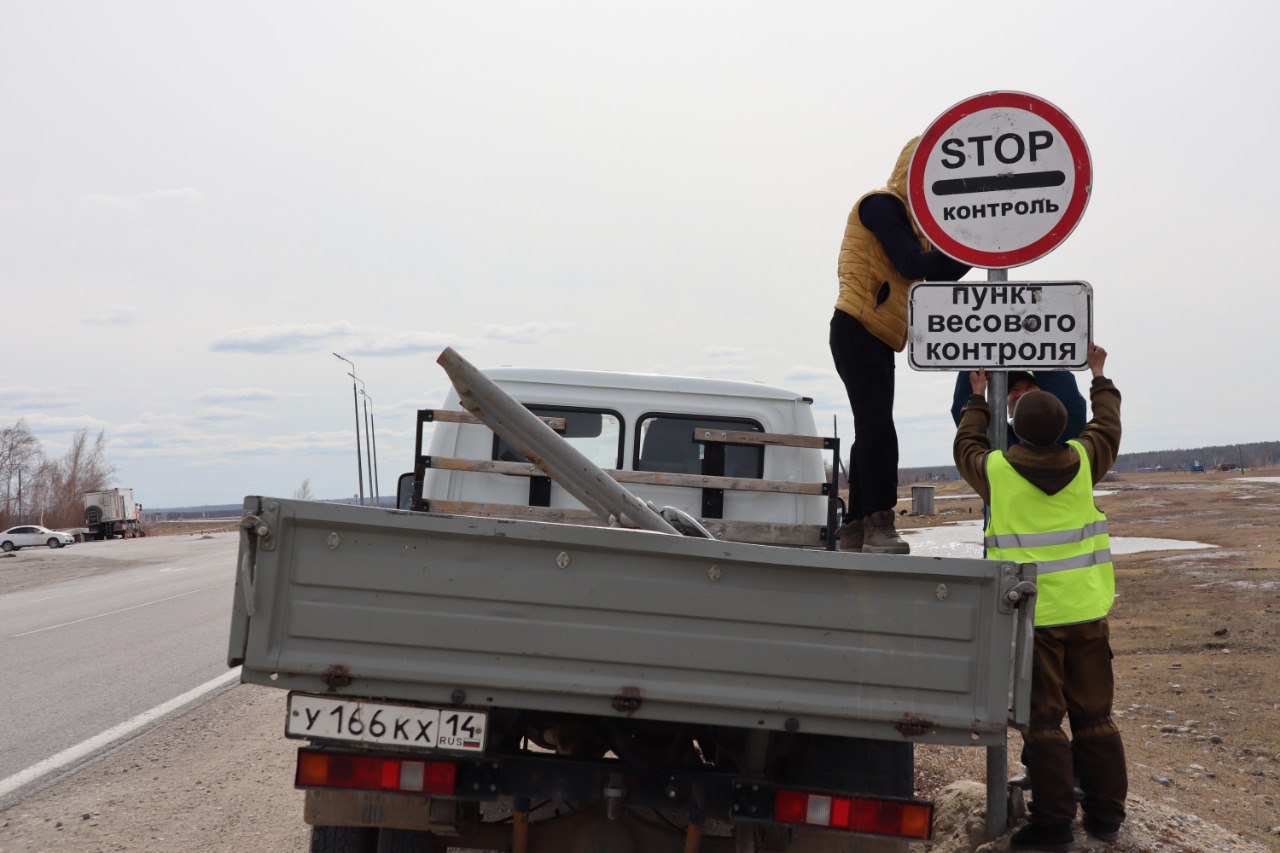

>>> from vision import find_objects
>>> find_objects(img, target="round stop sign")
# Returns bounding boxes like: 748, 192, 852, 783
907, 91, 1092, 269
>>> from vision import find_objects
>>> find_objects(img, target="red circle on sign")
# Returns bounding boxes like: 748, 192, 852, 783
908, 91, 1092, 269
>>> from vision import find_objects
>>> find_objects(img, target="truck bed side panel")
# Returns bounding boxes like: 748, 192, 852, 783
232, 498, 1020, 746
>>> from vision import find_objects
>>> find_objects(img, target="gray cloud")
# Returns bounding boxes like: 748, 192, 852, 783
16, 413, 112, 433
373, 397, 441, 416
80, 186, 201, 213
194, 406, 282, 421
347, 331, 471, 358
783, 365, 838, 383
0, 386, 81, 410
210, 321, 367, 354
482, 322, 569, 345
705, 346, 746, 358
196, 387, 300, 403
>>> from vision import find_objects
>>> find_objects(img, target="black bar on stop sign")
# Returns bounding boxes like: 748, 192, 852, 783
931, 171, 1066, 196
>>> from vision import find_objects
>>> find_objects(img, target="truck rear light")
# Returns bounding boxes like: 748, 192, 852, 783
295, 749, 457, 796
772, 788, 932, 840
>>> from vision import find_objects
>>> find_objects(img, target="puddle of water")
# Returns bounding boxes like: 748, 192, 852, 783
901, 520, 1216, 559
1191, 579, 1279, 591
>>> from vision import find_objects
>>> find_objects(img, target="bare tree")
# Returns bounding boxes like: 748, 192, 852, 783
43, 429, 116, 528
0, 420, 42, 528
292, 478, 315, 501
0, 422, 118, 529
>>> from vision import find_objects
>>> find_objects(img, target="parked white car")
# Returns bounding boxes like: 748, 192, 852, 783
0, 525, 75, 551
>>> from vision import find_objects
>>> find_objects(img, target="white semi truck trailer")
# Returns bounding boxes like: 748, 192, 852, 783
82, 488, 143, 540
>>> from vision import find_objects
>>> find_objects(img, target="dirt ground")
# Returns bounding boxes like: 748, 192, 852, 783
1, 470, 1277, 851
903, 467, 1280, 851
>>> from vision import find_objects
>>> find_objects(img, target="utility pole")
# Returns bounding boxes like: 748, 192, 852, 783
333, 353, 365, 506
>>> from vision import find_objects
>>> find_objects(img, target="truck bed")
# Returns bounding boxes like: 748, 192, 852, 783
229, 497, 1032, 746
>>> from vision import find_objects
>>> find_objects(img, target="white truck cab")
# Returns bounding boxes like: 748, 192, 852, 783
407, 368, 835, 542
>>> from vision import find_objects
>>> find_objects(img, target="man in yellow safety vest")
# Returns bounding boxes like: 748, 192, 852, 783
954, 343, 1125, 850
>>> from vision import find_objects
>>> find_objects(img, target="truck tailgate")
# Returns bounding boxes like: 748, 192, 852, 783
229, 497, 1031, 746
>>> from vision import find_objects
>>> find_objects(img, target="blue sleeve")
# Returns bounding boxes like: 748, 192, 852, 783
1034, 371, 1088, 441
950, 372, 970, 425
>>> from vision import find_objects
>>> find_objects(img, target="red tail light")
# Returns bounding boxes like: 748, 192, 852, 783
296, 749, 457, 796
773, 788, 932, 840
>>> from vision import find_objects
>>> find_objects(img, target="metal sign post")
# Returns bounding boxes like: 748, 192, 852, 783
905, 92, 1094, 842
986, 268, 1009, 453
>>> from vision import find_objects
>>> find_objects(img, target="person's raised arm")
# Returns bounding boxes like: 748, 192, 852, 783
1076, 344, 1122, 483
954, 368, 994, 503
859, 194, 970, 281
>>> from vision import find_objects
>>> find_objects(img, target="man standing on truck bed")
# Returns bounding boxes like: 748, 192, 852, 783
831, 136, 971, 553
954, 343, 1127, 850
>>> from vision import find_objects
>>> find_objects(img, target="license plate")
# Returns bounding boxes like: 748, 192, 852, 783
286, 693, 487, 753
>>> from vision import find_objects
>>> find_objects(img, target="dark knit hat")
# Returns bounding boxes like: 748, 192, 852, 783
1011, 390, 1067, 447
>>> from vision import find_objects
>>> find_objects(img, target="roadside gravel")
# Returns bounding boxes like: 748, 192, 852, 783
0, 532, 238, 596
0, 683, 306, 852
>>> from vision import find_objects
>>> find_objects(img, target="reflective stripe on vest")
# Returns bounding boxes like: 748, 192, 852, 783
986, 440, 1115, 627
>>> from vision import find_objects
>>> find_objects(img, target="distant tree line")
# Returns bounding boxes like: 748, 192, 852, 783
896, 440, 1280, 485
0, 420, 115, 530
1110, 440, 1279, 472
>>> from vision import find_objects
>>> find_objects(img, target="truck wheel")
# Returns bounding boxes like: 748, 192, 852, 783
1, 541, 13, 552
309, 825, 377, 853
48, 538, 60, 549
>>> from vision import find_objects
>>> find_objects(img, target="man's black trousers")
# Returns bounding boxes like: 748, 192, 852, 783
829, 309, 898, 518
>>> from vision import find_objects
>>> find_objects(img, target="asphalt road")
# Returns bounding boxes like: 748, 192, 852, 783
0, 533, 240, 805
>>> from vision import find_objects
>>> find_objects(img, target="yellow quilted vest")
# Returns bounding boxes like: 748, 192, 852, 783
835, 137, 930, 352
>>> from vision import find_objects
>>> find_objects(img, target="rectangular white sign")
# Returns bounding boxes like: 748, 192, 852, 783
908, 281, 1092, 371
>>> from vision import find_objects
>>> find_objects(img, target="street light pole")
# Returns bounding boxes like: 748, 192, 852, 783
357, 380, 376, 505
362, 388, 381, 504
333, 353, 365, 506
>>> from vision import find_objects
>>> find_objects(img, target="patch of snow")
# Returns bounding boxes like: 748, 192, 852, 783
1234, 476, 1280, 485
902, 520, 1216, 559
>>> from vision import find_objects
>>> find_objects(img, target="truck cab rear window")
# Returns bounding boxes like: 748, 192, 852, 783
634, 415, 763, 478
493, 406, 624, 470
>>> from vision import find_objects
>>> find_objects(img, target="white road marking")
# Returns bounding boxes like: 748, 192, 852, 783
0, 668, 241, 801
10, 582, 231, 638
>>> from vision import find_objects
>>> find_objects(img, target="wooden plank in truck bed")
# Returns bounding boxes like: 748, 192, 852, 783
229, 497, 1028, 747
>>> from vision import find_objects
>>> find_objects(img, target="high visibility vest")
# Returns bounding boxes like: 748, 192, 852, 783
986, 440, 1115, 628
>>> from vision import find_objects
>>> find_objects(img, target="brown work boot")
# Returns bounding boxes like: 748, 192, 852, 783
836, 517, 864, 552
862, 511, 910, 555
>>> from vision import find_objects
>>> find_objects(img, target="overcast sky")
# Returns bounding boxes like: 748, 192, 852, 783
2, 2, 1278, 508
